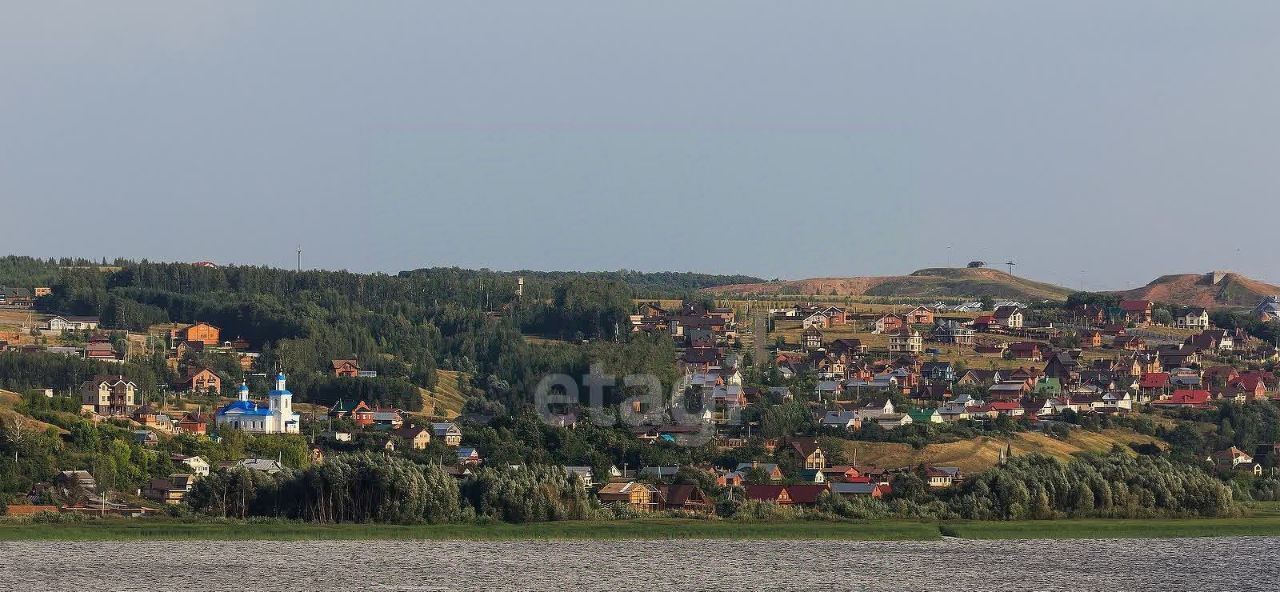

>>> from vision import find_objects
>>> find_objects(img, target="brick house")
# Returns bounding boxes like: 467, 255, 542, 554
1119, 300, 1154, 326
873, 314, 906, 335
331, 359, 361, 377
905, 306, 935, 325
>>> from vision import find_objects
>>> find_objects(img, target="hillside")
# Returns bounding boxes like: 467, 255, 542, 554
706, 267, 1072, 301
416, 369, 468, 419
841, 429, 1164, 474
1113, 271, 1280, 309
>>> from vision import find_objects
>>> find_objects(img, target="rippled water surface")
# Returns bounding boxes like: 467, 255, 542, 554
3, 537, 1277, 591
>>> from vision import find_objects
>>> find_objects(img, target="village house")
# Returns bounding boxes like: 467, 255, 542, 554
1113, 335, 1147, 352
1119, 300, 1154, 326
873, 314, 906, 335
936, 401, 971, 422
1151, 389, 1213, 409
79, 375, 137, 416
933, 321, 975, 345
131, 405, 173, 431
1175, 308, 1211, 330
993, 306, 1024, 329
830, 481, 890, 498
1187, 329, 1234, 352
391, 424, 432, 449
789, 438, 827, 470
957, 369, 1002, 387
735, 461, 785, 481
908, 408, 943, 424
1008, 341, 1043, 361
563, 466, 595, 489
171, 454, 210, 477
829, 338, 866, 356
432, 422, 464, 446
888, 328, 923, 355
920, 361, 955, 382
146, 473, 196, 505
371, 408, 404, 429
175, 322, 220, 346
331, 359, 361, 377
1209, 447, 1262, 475
44, 315, 100, 334
175, 367, 221, 395
1138, 372, 1171, 400
84, 340, 118, 362
456, 447, 482, 465
905, 306, 935, 325
923, 466, 961, 488
178, 412, 209, 435
802, 326, 824, 350
657, 484, 713, 513
801, 311, 830, 329
596, 481, 658, 511
820, 410, 860, 430
0, 286, 35, 307
988, 381, 1031, 401
1254, 296, 1280, 323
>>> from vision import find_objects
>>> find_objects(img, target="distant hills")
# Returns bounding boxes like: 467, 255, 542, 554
705, 267, 1074, 301
1111, 272, 1280, 309
703, 267, 1280, 309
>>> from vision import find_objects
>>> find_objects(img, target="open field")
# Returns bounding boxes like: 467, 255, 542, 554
4, 515, 1280, 541
841, 429, 1165, 474
417, 369, 467, 418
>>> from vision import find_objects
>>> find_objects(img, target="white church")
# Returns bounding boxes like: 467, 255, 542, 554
215, 372, 300, 434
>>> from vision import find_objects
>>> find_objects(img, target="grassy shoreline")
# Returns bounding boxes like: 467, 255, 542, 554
4, 516, 1280, 542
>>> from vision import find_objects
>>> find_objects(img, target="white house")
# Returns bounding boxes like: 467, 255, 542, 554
215, 373, 299, 434
1176, 308, 1210, 330
45, 315, 100, 334
173, 454, 210, 477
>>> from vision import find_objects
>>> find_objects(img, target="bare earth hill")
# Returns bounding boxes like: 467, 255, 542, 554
1112, 271, 1280, 309
706, 267, 1073, 301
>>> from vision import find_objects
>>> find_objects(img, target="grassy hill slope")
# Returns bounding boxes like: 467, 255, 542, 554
706, 267, 1072, 301
840, 428, 1163, 474
1113, 272, 1280, 309
416, 369, 468, 419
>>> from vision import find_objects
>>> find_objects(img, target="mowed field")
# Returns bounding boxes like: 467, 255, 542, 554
416, 369, 468, 418
839, 429, 1165, 474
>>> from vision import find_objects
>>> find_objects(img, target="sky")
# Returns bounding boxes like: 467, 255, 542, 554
1, 1, 1277, 291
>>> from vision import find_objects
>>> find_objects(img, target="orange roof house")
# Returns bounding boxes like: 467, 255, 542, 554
177, 322, 221, 346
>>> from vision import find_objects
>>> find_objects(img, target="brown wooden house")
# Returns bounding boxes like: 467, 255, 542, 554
176, 322, 221, 346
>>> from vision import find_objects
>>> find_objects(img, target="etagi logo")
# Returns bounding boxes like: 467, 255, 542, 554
532, 364, 739, 446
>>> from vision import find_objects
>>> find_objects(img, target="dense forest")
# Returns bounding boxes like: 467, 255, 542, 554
0, 256, 745, 412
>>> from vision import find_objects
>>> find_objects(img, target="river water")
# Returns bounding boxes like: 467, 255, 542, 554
2, 537, 1275, 591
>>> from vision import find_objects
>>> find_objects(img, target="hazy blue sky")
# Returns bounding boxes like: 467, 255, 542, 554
2, 2, 1277, 290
